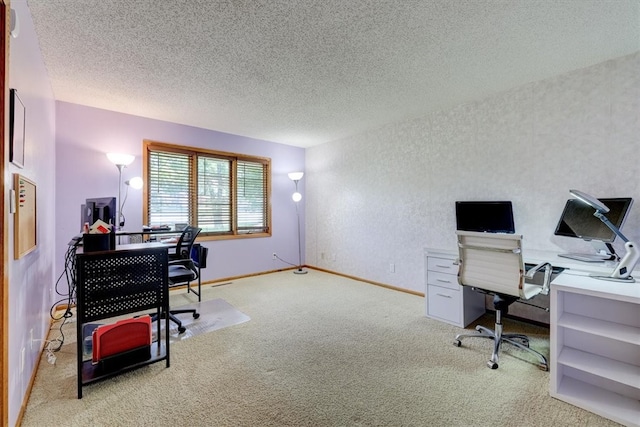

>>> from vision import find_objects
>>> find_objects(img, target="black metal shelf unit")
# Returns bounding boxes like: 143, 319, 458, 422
75, 246, 170, 398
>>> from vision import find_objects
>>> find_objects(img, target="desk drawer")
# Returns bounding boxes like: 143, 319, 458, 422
427, 257, 457, 274
427, 285, 461, 325
427, 271, 459, 290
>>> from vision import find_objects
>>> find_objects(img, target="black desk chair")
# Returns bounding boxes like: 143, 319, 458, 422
153, 226, 204, 333
169, 225, 201, 261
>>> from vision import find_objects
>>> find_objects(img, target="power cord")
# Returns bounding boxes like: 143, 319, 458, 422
45, 244, 78, 356
31, 339, 59, 365
273, 253, 297, 267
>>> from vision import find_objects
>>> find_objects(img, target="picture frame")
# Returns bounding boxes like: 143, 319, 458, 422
10, 88, 25, 168
14, 174, 37, 259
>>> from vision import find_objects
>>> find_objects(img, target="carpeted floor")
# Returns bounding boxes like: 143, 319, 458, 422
21, 270, 618, 426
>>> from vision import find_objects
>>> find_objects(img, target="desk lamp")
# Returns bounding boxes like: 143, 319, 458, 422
288, 172, 307, 274
570, 189, 638, 283
107, 153, 135, 229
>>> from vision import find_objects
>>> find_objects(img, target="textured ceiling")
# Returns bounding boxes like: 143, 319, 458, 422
26, 0, 640, 148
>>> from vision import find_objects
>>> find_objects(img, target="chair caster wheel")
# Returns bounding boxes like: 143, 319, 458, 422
193, 313, 200, 319
453, 340, 461, 347
487, 361, 498, 369
178, 326, 186, 334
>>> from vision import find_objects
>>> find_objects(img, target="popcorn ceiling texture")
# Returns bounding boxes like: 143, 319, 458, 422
306, 53, 640, 293
26, 0, 639, 148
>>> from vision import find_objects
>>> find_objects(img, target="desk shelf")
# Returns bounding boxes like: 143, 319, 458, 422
558, 312, 640, 345
556, 376, 640, 426
81, 342, 167, 386
76, 246, 170, 398
550, 276, 640, 427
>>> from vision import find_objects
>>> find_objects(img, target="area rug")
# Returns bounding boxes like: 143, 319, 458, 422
163, 298, 251, 343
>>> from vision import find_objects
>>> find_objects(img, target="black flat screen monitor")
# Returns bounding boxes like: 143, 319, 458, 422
83, 197, 116, 228
554, 197, 633, 243
455, 201, 515, 234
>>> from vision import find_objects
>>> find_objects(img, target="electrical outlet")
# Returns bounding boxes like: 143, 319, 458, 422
389, 263, 395, 273
272, 252, 277, 260
20, 347, 25, 373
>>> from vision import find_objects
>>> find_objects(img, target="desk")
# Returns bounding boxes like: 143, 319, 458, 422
424, 247, 635, 326
75, 244, 170, 398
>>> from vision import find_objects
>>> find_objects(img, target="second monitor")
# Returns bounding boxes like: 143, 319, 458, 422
554, 197, 633, 262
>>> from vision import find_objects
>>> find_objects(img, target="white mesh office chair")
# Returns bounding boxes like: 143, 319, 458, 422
454, 230, 552, 370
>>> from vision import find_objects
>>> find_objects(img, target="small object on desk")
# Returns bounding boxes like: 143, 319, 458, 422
143, 224, 171, 231
160, 237, 178, 244
558, 253, 611, 263
88, 219, 112, 234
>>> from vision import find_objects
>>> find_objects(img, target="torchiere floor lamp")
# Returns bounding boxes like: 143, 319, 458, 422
289, 172, 307, 274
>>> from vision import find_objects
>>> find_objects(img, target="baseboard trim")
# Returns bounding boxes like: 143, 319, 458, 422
198, 266, 424, 297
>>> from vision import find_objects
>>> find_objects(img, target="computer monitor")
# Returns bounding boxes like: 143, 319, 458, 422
554, 197, 633, 261
455, 201, 515, 234
83, 197, 117, 228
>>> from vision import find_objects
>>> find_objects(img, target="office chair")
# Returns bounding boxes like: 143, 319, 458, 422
453, 230, 552, 370
169, 225, 201, 261
153, 226, 204, 334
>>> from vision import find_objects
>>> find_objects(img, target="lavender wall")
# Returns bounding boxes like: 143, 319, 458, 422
8, 1, 57, 425
55, 102, 306, 283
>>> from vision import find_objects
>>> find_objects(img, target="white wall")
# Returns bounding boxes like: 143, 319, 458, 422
306, 52, 640, 293
7, 1, 57, 425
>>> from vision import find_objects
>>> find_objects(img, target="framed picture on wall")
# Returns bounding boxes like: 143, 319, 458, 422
10, 88, 25, 168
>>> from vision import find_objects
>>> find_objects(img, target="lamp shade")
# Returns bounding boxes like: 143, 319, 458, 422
292, 192, 302, 202
288, 172, 304, 181
107, 152, 135, 166
126, 176, 144, 189
569, 189, 610, 213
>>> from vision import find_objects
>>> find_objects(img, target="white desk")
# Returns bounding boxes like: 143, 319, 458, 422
423, 248, 623, 327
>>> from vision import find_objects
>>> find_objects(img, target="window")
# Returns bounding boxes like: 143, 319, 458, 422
144, 140, 271, 239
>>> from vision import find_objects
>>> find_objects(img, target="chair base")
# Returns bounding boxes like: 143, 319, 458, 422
453, 324, 548, 371
151, 309, 200, 334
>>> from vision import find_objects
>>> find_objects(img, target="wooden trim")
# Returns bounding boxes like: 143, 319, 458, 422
144, 139, 270, 164
1, 1, 9, 425
194, 265, 425, 298
142, 139, 272, 239
307, 266, 425, 297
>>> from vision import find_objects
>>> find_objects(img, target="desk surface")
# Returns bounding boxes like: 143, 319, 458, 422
116, 229, 179, 236
551, 269, 640, 301
76, 242, 174, 254
115, 242, 175, 251
424, 247, 634, 276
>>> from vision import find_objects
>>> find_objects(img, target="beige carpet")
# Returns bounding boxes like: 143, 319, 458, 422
21, 270, 618, 427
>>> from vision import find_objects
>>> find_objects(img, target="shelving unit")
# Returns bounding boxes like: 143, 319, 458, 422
550, 272, 640, 426
75, 246, 170, 398
424, 250, 485, 327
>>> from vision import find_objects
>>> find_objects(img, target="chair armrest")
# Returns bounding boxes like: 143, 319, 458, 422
525, 261, 553, 295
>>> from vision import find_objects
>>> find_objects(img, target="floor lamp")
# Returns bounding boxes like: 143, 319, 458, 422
288, 172, 307, 274
106, 153, 135, 229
